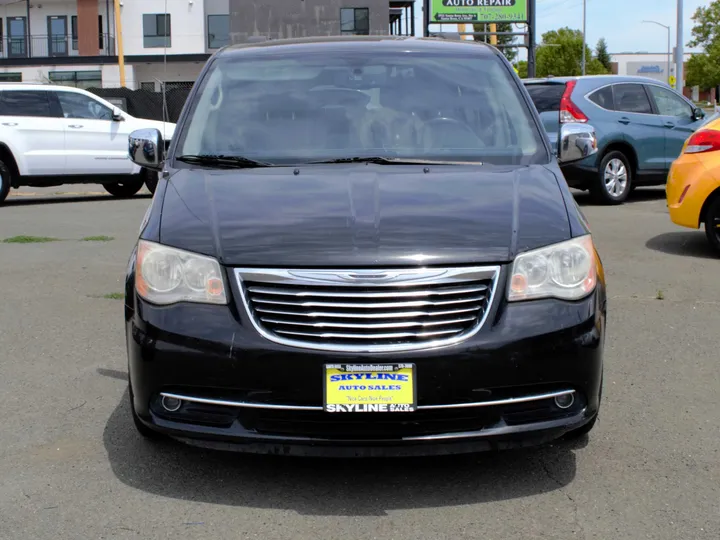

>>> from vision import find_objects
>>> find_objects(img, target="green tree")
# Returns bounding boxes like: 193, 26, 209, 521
595, 38, 612, 71
473, 22, 517, 63
686, 1, 720, 90
515, 60, 528, 79
688, 1, 720, 49
536, 27, 609, 77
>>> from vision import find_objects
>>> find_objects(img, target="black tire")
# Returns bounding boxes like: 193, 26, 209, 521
128, 378, 165, 440
143, 169, 159, 195
104, 178, 145, 198
703, 196, 720, 256
0, 159, 12, 205
591, 150, 633, 205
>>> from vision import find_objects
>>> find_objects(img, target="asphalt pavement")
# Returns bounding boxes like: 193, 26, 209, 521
0, 185, 718, 539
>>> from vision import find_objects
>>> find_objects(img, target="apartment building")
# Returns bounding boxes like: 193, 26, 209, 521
0, 0, 229, 89
229, 0, 416, 41
0, 0, 416, 89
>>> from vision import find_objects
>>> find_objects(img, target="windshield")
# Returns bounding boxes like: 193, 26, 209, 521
177, 49, 548, 166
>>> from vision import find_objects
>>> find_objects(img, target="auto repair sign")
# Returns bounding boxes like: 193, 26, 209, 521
431, 0, 528, 23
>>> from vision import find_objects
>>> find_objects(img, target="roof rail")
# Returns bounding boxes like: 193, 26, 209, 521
246, 36, 270, 43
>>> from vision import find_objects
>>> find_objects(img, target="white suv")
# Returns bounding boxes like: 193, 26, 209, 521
0, 83, 175, 204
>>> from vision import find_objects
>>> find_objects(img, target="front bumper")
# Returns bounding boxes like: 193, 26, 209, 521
667, 154, 720, 229
126, 270, 606, 456
559, 157, 598, 189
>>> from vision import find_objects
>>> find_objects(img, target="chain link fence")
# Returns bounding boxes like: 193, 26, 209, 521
86, 82, 195, 123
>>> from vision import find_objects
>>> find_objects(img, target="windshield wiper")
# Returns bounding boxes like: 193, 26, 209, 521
176, 154, 275, 169
308, 156, 483, 166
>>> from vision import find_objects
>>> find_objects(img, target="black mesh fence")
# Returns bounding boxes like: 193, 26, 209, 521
86, 82, 194, 123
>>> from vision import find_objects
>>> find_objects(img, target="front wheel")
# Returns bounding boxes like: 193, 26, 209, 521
104, 178, 144, 198
703, 196, 720, 256
591, 151, 632, 205
143, 169, 159, 195
0, 159, 12, 205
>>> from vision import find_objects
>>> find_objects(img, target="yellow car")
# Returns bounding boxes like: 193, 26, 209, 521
666, 115, 720, 253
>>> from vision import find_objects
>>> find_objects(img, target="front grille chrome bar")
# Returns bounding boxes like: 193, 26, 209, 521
234, 266, 501, 353
159, 389, 576, 412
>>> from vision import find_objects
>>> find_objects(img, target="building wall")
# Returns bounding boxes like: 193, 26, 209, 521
118, 0, 207, 56
229, 0, 388, 42
610, 53, 693, 82
0, 1, 113, 57
133, 62, 205, 91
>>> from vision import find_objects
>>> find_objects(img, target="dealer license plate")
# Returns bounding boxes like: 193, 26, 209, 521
324, 363, 416, 413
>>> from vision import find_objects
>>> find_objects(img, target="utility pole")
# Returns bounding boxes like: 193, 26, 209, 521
528, 0, 536, 78
642, 21, 671, 86
114, 0, 126, 87
490, 23, 497, 45
581, 0, 587, 75
676, 0, 684, 92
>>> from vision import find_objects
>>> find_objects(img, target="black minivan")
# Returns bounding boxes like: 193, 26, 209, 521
124, 36, 606, 457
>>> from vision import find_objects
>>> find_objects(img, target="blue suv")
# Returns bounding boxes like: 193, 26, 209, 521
524, 75, 706, 204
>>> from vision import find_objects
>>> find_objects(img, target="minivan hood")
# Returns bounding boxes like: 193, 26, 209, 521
157, 164, 572, 267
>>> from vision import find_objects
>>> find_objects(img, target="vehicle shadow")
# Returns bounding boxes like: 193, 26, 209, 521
4, 194, 151, 207
103, 389, 580, 516
573, 187, 666, 206
646, 231, 718, 260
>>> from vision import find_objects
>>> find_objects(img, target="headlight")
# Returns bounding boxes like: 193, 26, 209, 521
135, 240, 227, 305
508, 235, 597, 302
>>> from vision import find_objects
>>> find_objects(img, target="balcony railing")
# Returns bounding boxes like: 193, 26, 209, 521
0, 33, 116, 59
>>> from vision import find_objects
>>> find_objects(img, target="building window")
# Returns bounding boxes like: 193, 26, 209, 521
143, 14, 171, 48
0, 19, 3, 53
207, 15, 230, 49
49, 70, 102, 90
340, 8, 369, 35
0, 72, 22, 82
71, 15, 104, 51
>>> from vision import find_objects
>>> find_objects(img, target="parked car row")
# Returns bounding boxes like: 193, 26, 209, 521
0, 83, 175, 205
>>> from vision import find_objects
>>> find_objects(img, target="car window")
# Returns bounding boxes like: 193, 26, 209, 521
646, 85, 693, 118
524, 84, 566, 113
0, 90, 53, 117
612, 84, 653, 114
56, 91, 113, 120
178, 51, 548, 166
588, 86, 614, 110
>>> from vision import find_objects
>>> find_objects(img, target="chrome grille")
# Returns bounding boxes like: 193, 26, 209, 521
235, 267, 500, 352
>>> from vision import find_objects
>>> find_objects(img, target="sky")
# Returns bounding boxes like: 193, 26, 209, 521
411, 0, 708, 57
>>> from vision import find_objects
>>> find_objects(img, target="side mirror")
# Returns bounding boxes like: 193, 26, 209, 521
693, 107, 706, 121
558, 123, 598, 165
129, 128, 163, 171
112, 107, 124, 122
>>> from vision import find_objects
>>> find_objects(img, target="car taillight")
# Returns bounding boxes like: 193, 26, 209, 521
559, 80, 588, 123
685, 129, 720, 154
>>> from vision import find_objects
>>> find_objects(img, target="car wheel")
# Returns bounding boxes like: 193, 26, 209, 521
591, 151, 632, 205
104, 178, 145, 198
0, 159, 12, 205
143, 169, 159, 195
128, 378, 165, 440
703, 196, 720, 256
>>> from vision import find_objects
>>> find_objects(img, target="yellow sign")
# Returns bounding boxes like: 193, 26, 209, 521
324, 364, 416, 413
669, 75, 677, 87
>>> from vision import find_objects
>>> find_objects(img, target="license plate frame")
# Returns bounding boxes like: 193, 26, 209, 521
323, 363, 417, 413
